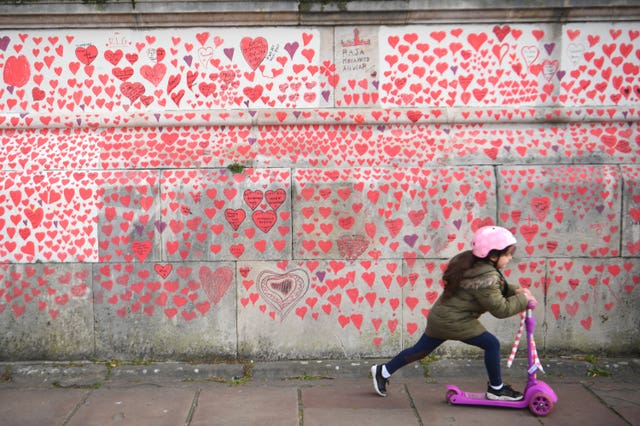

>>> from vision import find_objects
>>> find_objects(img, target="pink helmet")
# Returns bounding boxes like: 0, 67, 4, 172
471, 226, 517, 258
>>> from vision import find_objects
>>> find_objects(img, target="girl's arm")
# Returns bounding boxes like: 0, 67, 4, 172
476, 279, 529, 318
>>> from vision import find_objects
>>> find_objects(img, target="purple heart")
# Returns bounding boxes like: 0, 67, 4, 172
0, 36, 10, 52
284, 41, 299, 59
224, 48, 234, 61
403, 234, 418, 248
183, 55, 193, 66
321, 90, 330, 102
316, 271, 326, 282
544, 43, 555, 55
450, 65, 458, 75
556, 70, 566, 81
154, 220, 167, 233
293, 110, 301, 119
453, 219, 462, 230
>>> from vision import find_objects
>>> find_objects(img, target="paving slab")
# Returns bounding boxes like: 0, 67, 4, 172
301, 379, 419, 425
587, 380, 640, 425
65, 384, 196, 426
0, 388, 88, 426
191, 382, 299, 426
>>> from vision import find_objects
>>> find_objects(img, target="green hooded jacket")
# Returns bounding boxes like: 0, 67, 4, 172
425, 255, 528, 341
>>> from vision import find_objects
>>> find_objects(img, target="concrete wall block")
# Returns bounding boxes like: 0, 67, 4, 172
621, 165, 640, 257
293, 166, 496, 261
92, 261, 237, 360
160, 168, 292, 261
496, 165, 621, 257
0, 263, 94, 360
562, 22, 640, 107
565, 123, 640, 165
545, 257, 640, 353
445, 123, 640, 165
335, 26, 378, 108
237, 259, 404, 359
99, 170, 162, 263
377, 23, 564, 108
0, 128, 100, 172
252, 124, 449, 168
0, 170, 100, 263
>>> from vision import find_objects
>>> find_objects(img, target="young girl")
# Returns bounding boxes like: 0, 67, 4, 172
371, 226, 536, 401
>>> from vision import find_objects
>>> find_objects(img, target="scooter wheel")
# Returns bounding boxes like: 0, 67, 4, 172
445, 389, 458, 404
529, 391, 553, 416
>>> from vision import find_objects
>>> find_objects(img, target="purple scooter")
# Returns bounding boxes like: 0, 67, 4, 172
445, 302, 557, 416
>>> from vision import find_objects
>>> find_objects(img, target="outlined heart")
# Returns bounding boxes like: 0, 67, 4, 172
257, 268, 309, 319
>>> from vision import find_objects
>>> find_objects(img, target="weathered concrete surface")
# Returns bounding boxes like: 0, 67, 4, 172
92, 262, 238, 360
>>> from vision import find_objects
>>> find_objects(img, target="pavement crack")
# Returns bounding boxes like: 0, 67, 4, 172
581, 382, 634, 426
404, 383, 424, 426
61, 388, 93, 426
184, 388, 201, 426
297, 388, 304, 426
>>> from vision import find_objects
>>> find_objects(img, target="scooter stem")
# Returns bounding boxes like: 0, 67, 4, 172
526, 307, 538, 383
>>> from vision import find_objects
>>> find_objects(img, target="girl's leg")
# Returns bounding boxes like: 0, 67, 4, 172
372, 333, 444, 396
462, 331, 501, 387
384, 333, 445, 375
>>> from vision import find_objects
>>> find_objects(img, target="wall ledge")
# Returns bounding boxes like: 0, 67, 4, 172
1, 1, 640, 28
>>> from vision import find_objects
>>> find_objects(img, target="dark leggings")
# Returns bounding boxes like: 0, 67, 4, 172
383, 331, 502, 387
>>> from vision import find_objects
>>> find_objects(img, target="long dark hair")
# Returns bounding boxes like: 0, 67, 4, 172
441, 245, 514, 301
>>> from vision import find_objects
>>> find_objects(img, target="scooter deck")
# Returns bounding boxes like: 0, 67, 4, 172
446, 386, 529, 408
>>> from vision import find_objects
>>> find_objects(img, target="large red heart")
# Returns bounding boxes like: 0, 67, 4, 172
3, 55, 30, 87
201, 265, 233, 305
240, 37, 268, 70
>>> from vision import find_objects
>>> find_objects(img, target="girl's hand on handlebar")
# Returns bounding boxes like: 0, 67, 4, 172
517, 287, 537, 303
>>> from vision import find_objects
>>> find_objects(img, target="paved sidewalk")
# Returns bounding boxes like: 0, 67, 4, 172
0, 357, 639, 425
